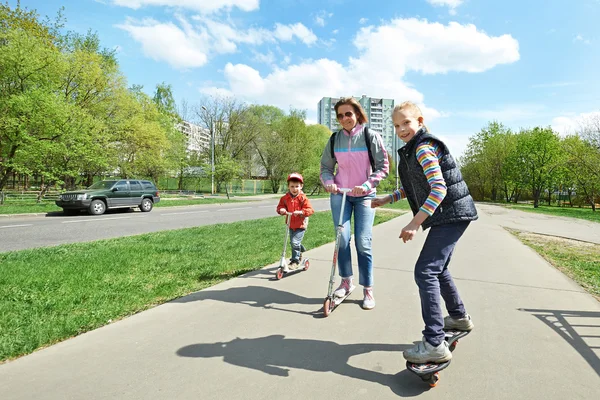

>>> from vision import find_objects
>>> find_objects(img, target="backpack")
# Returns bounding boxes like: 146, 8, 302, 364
329, 126, 376, 171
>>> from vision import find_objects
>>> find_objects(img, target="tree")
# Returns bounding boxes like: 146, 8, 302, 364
514, 127, 561, 208
562, 135, 600, 211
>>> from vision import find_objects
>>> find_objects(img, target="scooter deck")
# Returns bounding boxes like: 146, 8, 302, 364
323, 288, 355, 316
406, 329, 470, 387
275, 259, 310, 280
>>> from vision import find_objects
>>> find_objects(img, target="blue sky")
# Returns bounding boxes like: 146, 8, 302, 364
14, 0, 600, 156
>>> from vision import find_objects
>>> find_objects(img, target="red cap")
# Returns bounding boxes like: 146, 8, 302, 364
287, 173, 304, 184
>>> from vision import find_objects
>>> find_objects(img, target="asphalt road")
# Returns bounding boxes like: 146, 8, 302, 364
0, 198, 331, 253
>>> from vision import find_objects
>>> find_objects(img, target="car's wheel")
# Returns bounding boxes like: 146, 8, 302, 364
140, 198, 153, 212
63, 209, 80, 216
88, 199, 106, 215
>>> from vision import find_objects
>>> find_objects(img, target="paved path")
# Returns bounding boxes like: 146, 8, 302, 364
476, 203, 600, 244
1, 205, 599, 399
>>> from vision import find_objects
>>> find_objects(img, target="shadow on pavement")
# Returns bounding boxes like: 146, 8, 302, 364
176, 335, 429, 397
519, 308, 600, 377
170, 286, 323, 316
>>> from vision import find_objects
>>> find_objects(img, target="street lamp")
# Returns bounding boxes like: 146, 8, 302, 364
201, 106, 215, 195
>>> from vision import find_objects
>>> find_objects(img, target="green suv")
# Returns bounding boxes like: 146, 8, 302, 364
56, 179, 161, 215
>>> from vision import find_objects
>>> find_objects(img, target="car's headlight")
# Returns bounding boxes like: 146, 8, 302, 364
76, 194, 88, 200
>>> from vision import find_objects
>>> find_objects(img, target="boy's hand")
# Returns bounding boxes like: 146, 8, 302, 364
400, 222, 420, 243
279, 208, 287, 215
292, 210, 303, 216
371, 196, 390, 208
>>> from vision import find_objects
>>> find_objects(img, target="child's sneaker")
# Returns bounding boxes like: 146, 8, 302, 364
403, 337, 452, 363
362, 287, 375, 310
288, 259, 300, 270
443, 314, 474, 331
333, 278, 355, 298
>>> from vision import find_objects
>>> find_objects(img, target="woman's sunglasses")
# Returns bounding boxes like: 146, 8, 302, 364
337, 111, 354, 120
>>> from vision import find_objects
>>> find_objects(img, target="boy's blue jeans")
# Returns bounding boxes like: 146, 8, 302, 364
330, 192, 376, 287
416, 221, 470, 347
289, 228, 306, 261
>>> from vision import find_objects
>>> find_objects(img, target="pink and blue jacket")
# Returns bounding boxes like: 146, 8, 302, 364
320, 124, 389, 196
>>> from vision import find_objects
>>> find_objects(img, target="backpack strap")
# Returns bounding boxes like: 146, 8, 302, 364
329, 127, 376, 171
364, 127, 375, 171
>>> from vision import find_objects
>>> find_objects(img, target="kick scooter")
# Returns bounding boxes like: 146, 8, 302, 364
323, 188, 352, 316
275, 212, 310, 280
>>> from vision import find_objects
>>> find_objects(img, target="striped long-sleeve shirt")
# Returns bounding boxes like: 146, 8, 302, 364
390, 140, 447, 216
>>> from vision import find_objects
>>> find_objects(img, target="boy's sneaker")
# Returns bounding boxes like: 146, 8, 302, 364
362, 287, 375, 310
288, 259, 300, 270
444, 314, 474, 331
333, 278, 355, 298
403, 337, 452, 363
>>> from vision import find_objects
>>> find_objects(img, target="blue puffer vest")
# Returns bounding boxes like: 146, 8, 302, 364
397, 127, 478, 230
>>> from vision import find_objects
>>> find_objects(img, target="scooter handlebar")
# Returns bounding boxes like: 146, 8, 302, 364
337, 188, 352, 193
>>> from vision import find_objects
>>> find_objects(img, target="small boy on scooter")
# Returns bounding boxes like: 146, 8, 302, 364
276, 173, 315, 272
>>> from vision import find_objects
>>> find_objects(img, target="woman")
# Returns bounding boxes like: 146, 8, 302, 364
320, 97, 389, 309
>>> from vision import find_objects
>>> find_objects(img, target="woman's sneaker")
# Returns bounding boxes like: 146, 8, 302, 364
333, 278, 355, 298
403, 337, 452, 363
443, 314, 474, 331
362, 287, 375, 310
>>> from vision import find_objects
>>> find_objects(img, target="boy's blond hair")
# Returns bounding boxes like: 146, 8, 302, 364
393, 101, 423, 119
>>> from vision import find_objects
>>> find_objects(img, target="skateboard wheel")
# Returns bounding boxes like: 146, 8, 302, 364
429, 372, 440, 387
303, 260, 310, 271
276, 269, 284, 280
323, 298, 332, 317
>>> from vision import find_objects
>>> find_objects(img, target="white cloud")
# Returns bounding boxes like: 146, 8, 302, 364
110, 0, 259, 13
118, 16, 318, 68
359, 18, 368, 24
436, 132, 471, 158
252, 50, 275, 64
530, 81, 580, 89
274, 23, 317, 45
202, 18, 519, 118
455, 104, 544, 122
332, 29, 339, 34
426, 0, 463, 15
116, 18, 210, 68
200, 86, 235, 98
552, 111, 600, 136
314, 11, 334, 27
574, 34, 591, 44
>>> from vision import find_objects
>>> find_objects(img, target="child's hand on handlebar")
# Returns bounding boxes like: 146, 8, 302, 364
279, 208, 287, 215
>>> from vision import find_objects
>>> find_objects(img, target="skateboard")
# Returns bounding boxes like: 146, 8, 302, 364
406, 329, 470, 387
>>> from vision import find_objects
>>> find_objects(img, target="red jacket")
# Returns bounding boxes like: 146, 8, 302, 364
276, 191, 314, 230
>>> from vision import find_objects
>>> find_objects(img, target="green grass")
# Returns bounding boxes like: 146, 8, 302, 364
0, 209, 400, 362
509, 230, 600, 300
493, 202, 600, 224
382, 200, 411, 211
0, 198, 243, 215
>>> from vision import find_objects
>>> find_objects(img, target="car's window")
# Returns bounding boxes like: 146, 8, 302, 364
142, 181, 156, 190
114, 181, 129, 191
87, 180, 116, 190
129, 181, 142, 190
